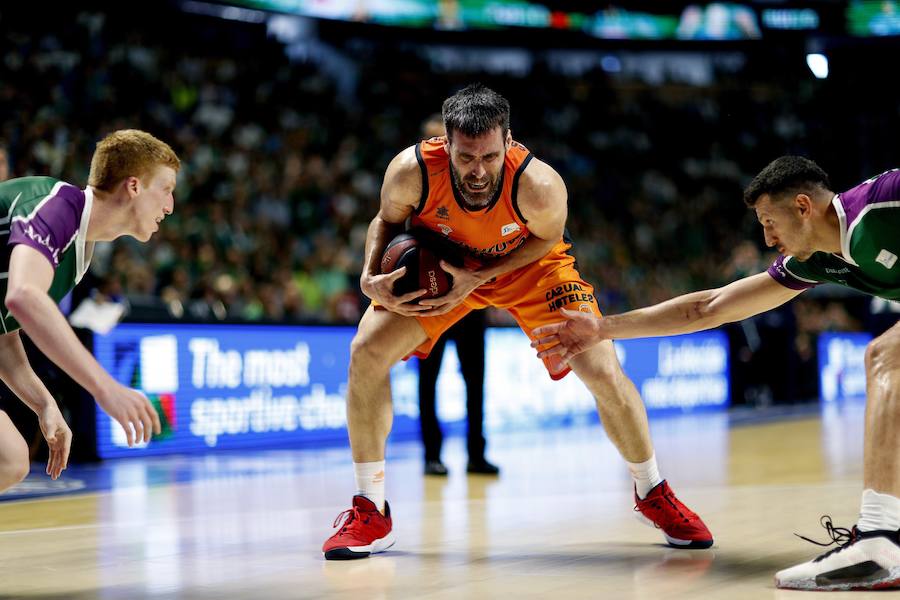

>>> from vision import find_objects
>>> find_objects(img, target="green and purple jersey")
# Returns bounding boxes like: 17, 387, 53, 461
768, 169, 900, 300
0, 176, 94, 333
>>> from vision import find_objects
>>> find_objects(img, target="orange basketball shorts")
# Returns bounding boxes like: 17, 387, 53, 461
409, 239, 602, 380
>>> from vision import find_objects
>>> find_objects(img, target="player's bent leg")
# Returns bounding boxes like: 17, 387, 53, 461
863, 321, 900, 497
775, 324, 900, 590
346, 305, 428, 463
568, 341, 652, 463
0, 411, 30, 493
324, 306, 426, 561
568, 344, 713, 549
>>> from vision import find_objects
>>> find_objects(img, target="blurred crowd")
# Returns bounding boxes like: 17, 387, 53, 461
1, 4, 896, 332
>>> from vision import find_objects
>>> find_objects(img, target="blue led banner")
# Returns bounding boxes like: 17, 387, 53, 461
818, 332, 871, 402
94, 324, 360, 457
478, 328, 730, 432
94, 324, 729, 458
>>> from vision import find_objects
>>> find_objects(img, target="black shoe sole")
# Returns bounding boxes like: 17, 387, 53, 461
667, 539, 714, 549
324, 548, 371, 560
466, 467, 500, 475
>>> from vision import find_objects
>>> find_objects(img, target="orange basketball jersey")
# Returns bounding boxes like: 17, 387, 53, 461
411, 137, 534, 266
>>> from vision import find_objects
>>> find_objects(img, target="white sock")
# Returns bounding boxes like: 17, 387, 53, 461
627, 453, 662, 500
857, 488, 900, 532
354, 461, 386, 513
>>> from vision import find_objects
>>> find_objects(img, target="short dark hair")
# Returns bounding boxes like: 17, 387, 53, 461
442, 84, 510, 141
743, 156, 831, 207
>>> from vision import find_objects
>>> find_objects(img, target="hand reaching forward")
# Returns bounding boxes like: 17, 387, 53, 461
530, 307, 605, 363
94, 382, 162, 447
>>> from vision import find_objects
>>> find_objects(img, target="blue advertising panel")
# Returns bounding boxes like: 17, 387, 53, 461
475, 329, 730, 432
94, 324, 729, 458
818, 332, 871, 402
93, 324, 405, 457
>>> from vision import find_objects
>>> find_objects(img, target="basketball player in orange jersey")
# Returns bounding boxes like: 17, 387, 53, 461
322, 84, 713, 559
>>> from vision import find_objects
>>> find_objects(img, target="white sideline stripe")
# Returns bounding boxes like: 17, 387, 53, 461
0, 522, 101, 536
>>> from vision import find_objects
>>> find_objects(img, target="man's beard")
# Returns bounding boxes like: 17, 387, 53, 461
451, 165, 500, 209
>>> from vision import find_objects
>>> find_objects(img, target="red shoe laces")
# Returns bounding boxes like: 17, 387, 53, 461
333, 506, 362, 531
660, 487, 698, 520
635, 487, 696, 525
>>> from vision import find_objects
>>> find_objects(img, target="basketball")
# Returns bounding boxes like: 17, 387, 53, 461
380, 229, 458, 298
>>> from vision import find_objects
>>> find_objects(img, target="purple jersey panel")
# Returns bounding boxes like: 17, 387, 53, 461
839, 169, 900, 225
8, 183, 84, 268
767, 255, 818, 290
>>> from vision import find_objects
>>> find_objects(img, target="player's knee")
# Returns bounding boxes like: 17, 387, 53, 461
349, 332, 392, 377
0, 453, 29, 491
865, 332, 900, 417
594, 364, 624, 390
576, 356, 625, 393
11, 458, 29, 485
865, 330, 900, 381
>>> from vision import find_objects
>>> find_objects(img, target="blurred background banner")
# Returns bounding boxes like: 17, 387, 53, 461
93, 324, 728, 457
818, 332, 870, 403
218, 0, 893, 39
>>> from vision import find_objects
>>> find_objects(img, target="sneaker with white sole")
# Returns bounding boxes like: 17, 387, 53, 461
634, 480, 714, 549
775, 516, 900, 591
323, 495, 395, 560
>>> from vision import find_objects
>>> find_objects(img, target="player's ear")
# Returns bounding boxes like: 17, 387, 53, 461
124, 176, 141, 198
505, 129, 512, 148
795, 193, 813, 217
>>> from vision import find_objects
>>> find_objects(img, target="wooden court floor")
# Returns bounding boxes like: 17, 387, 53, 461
0, 400, 884, 599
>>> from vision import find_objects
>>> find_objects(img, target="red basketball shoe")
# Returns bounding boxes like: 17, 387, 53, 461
634, 480, 714, 549
323, 495, 395, 560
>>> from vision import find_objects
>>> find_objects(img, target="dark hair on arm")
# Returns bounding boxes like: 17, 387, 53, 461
743, 156, 831, 207
442, 83, 510, 141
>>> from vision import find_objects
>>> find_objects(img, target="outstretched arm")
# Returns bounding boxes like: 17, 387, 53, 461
6, 244, 161, 446
532, 272, 804, 362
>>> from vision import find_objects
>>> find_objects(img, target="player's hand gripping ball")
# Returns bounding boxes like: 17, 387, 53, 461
380, 229, 462, 299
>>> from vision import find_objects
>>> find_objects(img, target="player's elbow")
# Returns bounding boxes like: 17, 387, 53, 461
5, 285, 41, 319
681, 292, 722, 329
682, 300, 715, 325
